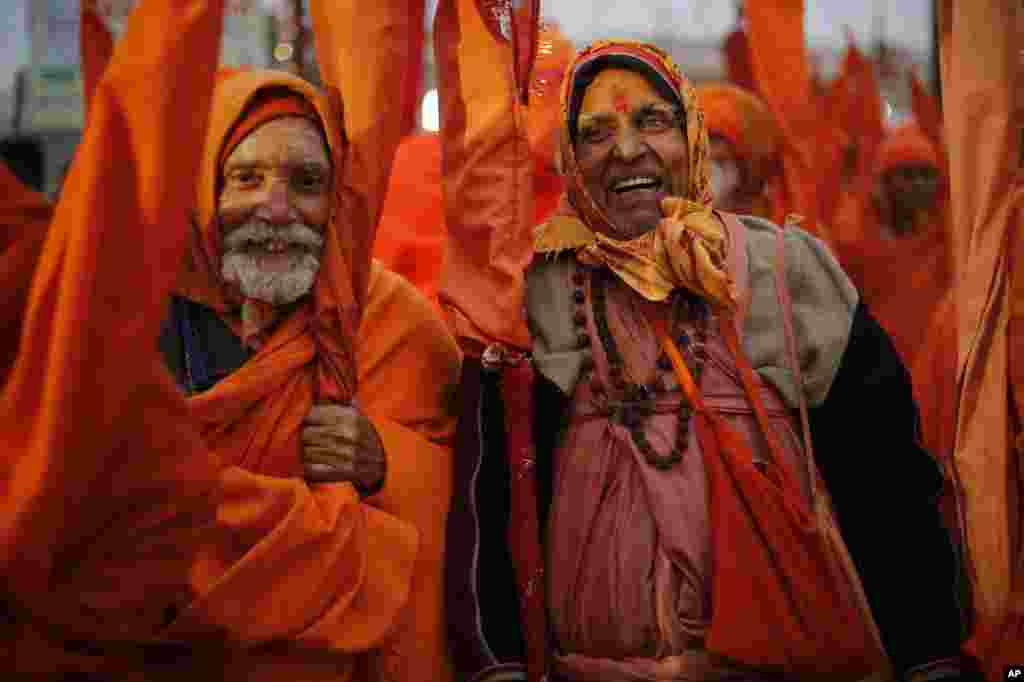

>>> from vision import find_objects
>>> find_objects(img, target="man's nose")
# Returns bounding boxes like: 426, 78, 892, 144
612, 125, 645, 163
255, 178, 298, 225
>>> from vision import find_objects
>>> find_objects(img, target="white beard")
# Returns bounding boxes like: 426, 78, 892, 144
220, 220, 325, 306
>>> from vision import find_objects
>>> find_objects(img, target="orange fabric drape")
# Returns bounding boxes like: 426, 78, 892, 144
436, 0, 535, 355
169, 2, 458, 677
177, 0, 417, 476
656, 318, 886, 675
743, 0, 825, 240
206, 262, 460, 681
1, 1, 427, 676
830, 125, 951, 371
940, 0, 1024, 676
401, 0, 426, 137
0, 163, 50, 383
911, 71, 944, 151
722, 25, 757, 94
80, 2, 114, 125
697, 82, 784, 223
377, 18, 568, 305
374, 133, 446, 302
176, 68, 361, 476
912, 291, 961, 537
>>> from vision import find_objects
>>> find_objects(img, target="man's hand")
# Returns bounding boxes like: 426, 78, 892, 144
302, 403, 386, 495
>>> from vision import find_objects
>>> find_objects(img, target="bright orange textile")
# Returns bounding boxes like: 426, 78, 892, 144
830, 124, 951, 370
743, 0, 824, 239
697, 82, 783, 222
436, 0, 535, 355
374, 133, 447, 303
0, 0, 434, 677
940, 0, 1024, 675
0, 163, 50, 382
168, 5, 458, 679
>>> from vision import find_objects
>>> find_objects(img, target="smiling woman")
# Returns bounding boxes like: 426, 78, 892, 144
573, 68, 689, 240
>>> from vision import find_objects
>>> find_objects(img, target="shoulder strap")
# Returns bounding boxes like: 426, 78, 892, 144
772, 224, 817, 503
717, 211, 751, 330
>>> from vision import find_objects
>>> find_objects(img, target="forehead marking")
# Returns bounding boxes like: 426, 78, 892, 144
613, 93, 629, 113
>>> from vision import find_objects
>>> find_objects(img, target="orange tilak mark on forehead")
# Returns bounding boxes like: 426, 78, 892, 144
579, 69, 667, 120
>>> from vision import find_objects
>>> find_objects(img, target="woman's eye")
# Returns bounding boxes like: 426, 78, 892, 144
294, 173, 325, 193
580, 127, 612, 145
231, 170, 259, 187
639, 114, 672, 131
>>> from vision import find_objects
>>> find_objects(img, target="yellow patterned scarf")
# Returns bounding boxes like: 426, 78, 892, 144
536, 196, 737, 309
541, 41, 737, 310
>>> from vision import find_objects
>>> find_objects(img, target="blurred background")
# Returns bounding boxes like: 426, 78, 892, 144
0, 0, 937, 196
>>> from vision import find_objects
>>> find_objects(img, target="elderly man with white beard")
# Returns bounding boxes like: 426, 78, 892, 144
155, 66, 461, 677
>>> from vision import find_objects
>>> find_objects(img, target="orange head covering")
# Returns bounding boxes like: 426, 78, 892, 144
696, 82, 782, 195
536, 41, 736, 311
557, 40, 712, 236
873, 122, 943, 179
175, 68, 364, 475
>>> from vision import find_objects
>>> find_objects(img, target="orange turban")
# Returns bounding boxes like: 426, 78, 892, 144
696, 82, 782, 193
873, 123, 943, 178
220, 93, 321, 169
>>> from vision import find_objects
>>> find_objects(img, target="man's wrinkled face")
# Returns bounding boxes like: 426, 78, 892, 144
708, 135, 743, 211
218, 116, 332, 306
574, 68, 688, 239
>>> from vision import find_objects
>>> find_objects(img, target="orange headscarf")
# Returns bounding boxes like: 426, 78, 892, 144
873, 122, 944, 180
174, 69, 362, 476
536, 41, 735, 311
832, 123, 950, 370
697, 82, 783, 220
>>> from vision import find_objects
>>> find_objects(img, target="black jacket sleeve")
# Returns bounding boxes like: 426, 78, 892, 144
445, 357, 528, 682
809, 302, 967, 676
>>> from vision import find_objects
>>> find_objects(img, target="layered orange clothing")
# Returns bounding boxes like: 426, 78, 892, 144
375, 19, 570, 306
940, 0, 1024, 675
830, 124, 951, 371
0, 1, 451, 679
721, 22, 757, 94
166, 1, 460, 678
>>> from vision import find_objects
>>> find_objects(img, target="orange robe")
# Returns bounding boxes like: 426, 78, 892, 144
170, 0, 459, 678
912, 291, 961, 535
0, 164, 50, 382
0, 1, 450, 679
830, 125, 952, 371
696, 82, 784, 223
940, 0, 1024, 675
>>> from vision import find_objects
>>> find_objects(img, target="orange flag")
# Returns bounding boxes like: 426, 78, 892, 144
911, 70, 944, 149
743, 0, 825, 239
80, 2, 115, 126
2, 4, 418, 676
940, 0, 1024, 675
436, 0, 534, 354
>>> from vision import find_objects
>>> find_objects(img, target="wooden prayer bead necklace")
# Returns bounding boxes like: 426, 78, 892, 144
581, 267, 709, 470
